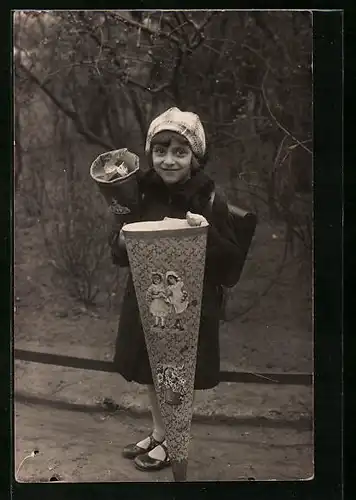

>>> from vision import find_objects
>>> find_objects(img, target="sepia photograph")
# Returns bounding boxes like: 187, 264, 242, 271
13, 9, 313, 483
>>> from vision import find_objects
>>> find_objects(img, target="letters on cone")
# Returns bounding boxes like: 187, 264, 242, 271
122, 219, 208, 482
90, 148, 140, 224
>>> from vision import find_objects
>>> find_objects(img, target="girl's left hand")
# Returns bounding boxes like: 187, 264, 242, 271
186, 211, 208, 227
118, 226, 126, 249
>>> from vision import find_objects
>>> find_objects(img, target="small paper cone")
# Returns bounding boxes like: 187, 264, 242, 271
123, 219, 208, 481
90, 149, 140, 223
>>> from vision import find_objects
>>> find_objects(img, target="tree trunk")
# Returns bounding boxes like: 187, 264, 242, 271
126, 87, 148, 141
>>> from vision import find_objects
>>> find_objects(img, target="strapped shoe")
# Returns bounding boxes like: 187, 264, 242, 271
122, 434, 164, 460
134, 441, 170, 471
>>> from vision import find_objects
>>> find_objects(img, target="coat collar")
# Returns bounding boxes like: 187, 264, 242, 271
140, 169, 215, 209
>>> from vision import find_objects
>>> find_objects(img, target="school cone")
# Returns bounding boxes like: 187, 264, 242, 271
123, 219, 208, 482
90, 148, 140, 225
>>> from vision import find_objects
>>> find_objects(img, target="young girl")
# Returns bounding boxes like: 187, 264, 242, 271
109, 107, 242, 472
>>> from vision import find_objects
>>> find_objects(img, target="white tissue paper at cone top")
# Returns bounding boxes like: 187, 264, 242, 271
90, 148, 140, 223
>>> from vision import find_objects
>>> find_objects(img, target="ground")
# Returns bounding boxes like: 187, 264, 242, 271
13, 199, 313, 482
15, 400, 313, 483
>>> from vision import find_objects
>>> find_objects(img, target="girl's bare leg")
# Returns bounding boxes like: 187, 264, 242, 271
136, 386, 196, 461
145, 385, 167, 460
135, 384, 165, 451
147, 384, 166, 441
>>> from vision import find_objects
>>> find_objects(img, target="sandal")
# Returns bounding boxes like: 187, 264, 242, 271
122, 434, 164, 460
134, 441, 170, 471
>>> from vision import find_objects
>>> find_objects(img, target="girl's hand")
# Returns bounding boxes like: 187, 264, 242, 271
118, 228, 126, 249
186, 211, 208, 227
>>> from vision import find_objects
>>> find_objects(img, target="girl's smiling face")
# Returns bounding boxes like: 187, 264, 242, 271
151, 132, 193, 185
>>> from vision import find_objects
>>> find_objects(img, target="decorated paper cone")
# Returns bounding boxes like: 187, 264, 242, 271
123, 219, 208, 482
90, 148, 140, 224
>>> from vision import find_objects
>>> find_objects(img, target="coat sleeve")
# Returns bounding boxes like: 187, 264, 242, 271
202, 193, 244, 287
108, 170, 147, 267
108, 221, 130, 267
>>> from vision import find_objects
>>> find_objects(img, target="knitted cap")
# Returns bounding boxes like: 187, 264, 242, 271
145, 107, 206, 159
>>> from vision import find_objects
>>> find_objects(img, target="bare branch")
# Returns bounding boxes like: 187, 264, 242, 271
261, 69, 312, 155
112, 12, 181, 46
39, 61, 98, 85
113, 12, 215, 95
78, 25, 124, 74
17, 62, 115, 151
184, 11, 220, 32
288, 139, 313, 151
274, 135, 289, 170
172, 11, 189, 41
127, 44, 184, 98
159, 16, 176, 32
95, 78, 117, 146
252, 11, 293, 66
124, 87, 148, 139
200, 11, 220, 30
94, 26, 105, 74
242, 43, 276, 76
127, 79, 171, 94
181, 11, 199, 31
183, 11, 219, 51
168, 20, 190, 39
202, 43, 223, 56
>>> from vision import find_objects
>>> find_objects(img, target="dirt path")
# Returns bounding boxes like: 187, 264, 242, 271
15, 400, 313, 483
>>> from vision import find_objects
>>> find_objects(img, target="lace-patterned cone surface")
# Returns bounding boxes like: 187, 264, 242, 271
123, 219, 208, 482
90, 148, 140, 224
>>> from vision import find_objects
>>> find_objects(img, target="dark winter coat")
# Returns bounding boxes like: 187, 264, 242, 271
109, 169, 243, 389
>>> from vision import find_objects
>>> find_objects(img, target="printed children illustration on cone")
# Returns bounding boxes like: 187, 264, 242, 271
146, 272, 171, 328
165, 272, 189, 331
147, 270, 190, 330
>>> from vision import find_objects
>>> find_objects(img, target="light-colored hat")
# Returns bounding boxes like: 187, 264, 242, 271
145, 107, 206, 159
165, 271, 180, 282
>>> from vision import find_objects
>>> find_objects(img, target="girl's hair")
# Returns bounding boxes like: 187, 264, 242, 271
152, 273, 162, 282
147, 130, 209, 171
151, 130, 188, 148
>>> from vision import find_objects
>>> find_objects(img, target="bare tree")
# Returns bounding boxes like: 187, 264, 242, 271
14, 10, 312, 306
